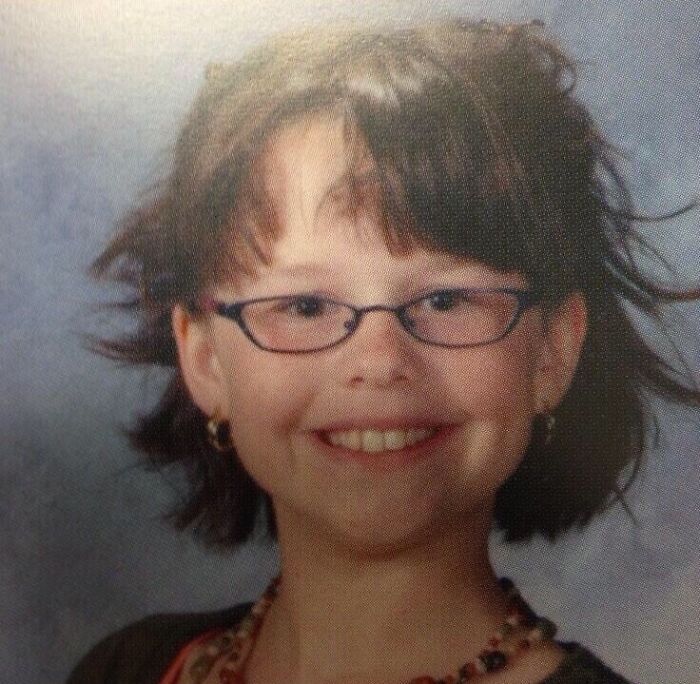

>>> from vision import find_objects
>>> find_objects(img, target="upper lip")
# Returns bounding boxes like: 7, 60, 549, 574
313, 418, 456, 432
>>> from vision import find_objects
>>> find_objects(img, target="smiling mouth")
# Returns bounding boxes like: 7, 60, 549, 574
318, 427, 442, 453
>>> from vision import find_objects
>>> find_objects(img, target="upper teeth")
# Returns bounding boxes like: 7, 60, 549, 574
325, 428, 438, 452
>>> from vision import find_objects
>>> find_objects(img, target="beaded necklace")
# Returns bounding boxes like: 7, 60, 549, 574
195, 575, 557, 684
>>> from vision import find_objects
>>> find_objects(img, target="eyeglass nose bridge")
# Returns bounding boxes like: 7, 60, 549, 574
343, 302, 415, 338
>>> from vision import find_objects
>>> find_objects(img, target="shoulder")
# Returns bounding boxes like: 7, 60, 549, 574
540, 642, 636, 684
65, 602, 252, 684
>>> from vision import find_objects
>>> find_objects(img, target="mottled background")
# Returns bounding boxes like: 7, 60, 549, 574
1, 1, 699, 683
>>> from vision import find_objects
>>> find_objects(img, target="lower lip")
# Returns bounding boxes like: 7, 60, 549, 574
311, 426, 457, 469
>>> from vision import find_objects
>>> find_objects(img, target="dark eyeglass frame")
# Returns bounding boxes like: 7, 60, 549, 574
199, 287, 542, 354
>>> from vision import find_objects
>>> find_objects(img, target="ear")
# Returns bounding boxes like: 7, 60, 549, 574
534, 292, 588, 412
171, 304, 227, 417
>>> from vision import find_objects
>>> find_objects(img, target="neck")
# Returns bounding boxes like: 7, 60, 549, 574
248, 502, 511, 684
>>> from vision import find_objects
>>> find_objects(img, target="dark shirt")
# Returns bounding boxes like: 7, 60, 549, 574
66, 604, 634, 684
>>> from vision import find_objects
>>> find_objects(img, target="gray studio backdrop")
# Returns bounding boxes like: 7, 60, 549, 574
2, 1, 699, 683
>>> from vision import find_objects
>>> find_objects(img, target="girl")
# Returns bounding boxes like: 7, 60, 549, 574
69, 18, 699, 684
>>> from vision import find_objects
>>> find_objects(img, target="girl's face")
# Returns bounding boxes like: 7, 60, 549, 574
174, 115, 586, 552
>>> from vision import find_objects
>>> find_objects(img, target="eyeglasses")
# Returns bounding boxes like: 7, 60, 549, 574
200, 287, 542, 354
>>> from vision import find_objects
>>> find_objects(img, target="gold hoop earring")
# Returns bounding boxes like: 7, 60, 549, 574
206, 409, 232, 452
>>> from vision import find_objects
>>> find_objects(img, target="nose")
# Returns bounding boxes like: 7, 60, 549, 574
341, 307, 419, 386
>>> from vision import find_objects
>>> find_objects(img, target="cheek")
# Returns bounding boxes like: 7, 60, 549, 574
221, 373, 303, 492
216, 347, 312, 452
440, 339, 541, 490
444, 339, 539, 415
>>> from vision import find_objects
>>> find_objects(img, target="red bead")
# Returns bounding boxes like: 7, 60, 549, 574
219, 669, 245, 684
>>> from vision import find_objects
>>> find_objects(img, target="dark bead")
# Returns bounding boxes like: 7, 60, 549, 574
536, 617, 558, 639
458, 662, 478, 681
480, 650, 507, 672
498, 577, 514, 591
514, 600, 538, 625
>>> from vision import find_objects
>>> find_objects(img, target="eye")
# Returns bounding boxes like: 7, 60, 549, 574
277, 295, 328, 317
425, 289, 473, 311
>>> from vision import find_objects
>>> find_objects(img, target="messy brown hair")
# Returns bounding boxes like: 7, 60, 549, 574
86, 18, 700, 547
